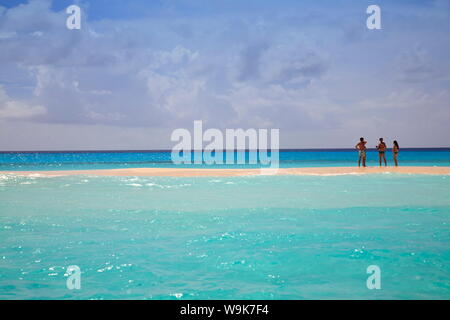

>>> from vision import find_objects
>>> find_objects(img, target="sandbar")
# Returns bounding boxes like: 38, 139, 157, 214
1, 166, 450, 177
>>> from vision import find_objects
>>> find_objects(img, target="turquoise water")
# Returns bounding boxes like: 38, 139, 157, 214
1, 173, 449, 299
1, 149, 450, 171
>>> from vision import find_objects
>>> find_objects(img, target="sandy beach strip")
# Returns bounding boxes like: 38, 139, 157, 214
1, 166, 450, 177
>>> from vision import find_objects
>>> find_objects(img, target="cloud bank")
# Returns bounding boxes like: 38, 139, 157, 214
0, 0, 449, 150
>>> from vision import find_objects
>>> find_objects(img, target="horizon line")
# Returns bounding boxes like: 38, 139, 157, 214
1, 147, 450, 154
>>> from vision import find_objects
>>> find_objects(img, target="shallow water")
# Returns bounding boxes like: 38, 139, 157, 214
0, 173, 449, 299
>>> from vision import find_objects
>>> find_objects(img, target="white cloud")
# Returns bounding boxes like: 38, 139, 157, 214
0, 86, 46, 119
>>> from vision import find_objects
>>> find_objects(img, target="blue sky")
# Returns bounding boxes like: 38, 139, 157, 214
0, 0, 449, 150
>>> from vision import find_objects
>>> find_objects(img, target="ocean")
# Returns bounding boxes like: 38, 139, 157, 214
1, 148, 450, 171
0, 149, 449, 299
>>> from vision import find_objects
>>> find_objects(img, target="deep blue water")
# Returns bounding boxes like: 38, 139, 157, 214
1, 149, 450, 171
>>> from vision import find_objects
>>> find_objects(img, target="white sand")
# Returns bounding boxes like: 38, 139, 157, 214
1, 166, 450, 177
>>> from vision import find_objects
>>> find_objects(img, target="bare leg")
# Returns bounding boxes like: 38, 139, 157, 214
363, 156, 366, 167
383, 155, 387, 166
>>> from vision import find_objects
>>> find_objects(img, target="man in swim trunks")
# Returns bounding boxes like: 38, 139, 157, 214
376, 137, 387, 166
355, 137, 367, 167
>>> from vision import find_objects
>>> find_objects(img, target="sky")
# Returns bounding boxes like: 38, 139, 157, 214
0, 0, 449, 150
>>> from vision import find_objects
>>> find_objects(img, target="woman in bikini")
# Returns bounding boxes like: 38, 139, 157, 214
376, 138, 387, 166
392, 140, 399, 167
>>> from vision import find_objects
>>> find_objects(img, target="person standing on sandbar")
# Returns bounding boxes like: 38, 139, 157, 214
393, 140, 400, 167
376, 138, 387, 166
355, 137, 367, 167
